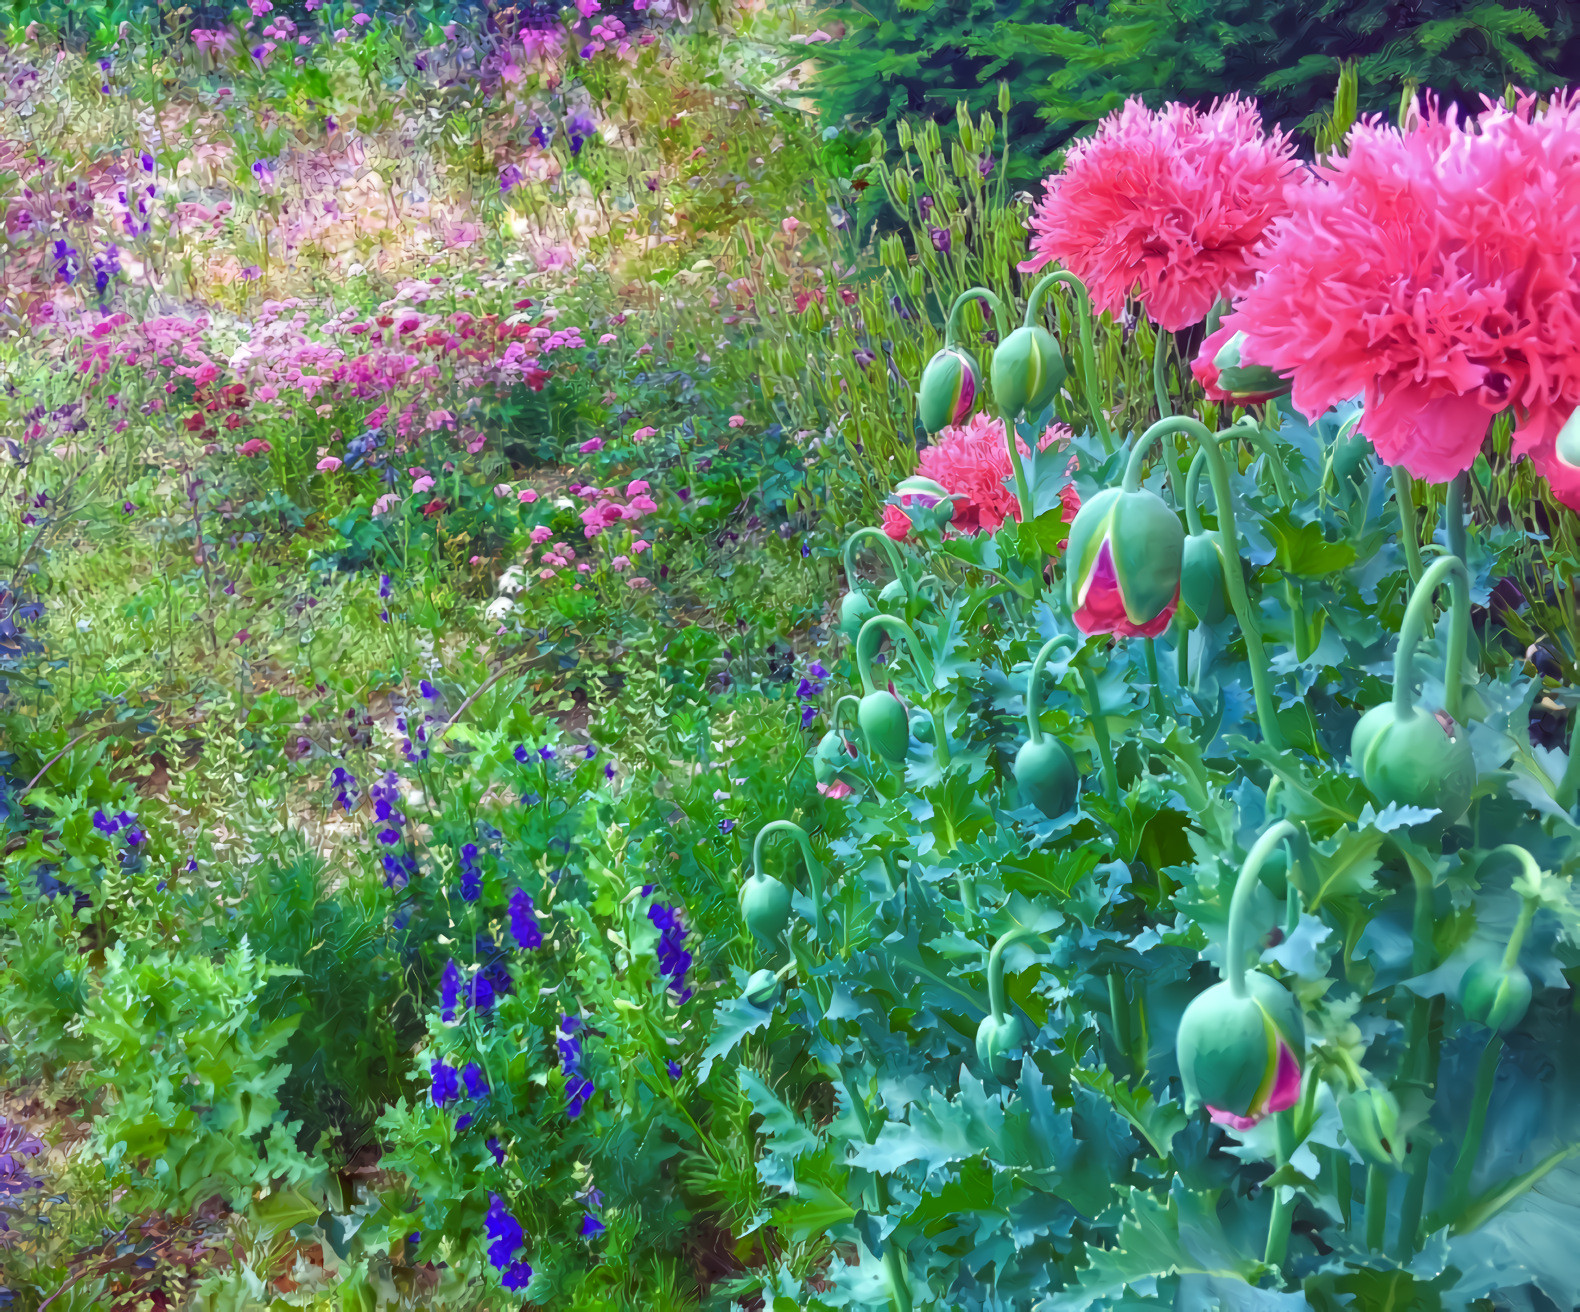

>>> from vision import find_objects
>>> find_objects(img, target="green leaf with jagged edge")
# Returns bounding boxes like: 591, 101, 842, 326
1043, 1182, 1267, 1312
696, 996, 775, 1083
1071, 1067, 1189, 1162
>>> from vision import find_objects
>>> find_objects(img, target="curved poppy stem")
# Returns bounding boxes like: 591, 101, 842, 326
1077, 666, 1119, 805
1391, 466, 1425, 586
1129, 416, 1285, 751
1025, 270, 1112, 453
832, 694, 864, 744
1024, 635, 1077, 745
1235, 421, 1295, 507
856, 615, 950, 766
986, 926, 1043, 1025
842, 526, 910, 602
999, 405, 1035, 551
1184, 445, 1209, 536
944, 286, 1009, 346
752, 820, 825, 943
1225, 819, 1298, 998
1392, 555, 1469, 722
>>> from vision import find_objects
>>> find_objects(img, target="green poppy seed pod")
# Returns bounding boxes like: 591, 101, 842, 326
1176, 973, 1305, 1128
1460, 957, 1533, 1032
892, 167, 912, 206
1014, 737, 1078, 818
1179, 532, 1228, 626
917, 346, 981, 433
1066, 486, 1184, 638
991, 325, 1065, 421
839, 589, 878, 640
897, 119, 913, 150
912, 716, 934, 744
744, 968, 781, 1008
909, 265, 925, 297
859, 688, 909, 763
1351, 703, 1476, 822
738, 871, 792, 945
803, 297, 824, 332
998, 80, 1011, 115
1338, 1085, 1407, 1168
975, 1011, 1029, 1082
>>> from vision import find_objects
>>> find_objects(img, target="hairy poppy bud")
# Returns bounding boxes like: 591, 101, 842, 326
744, 968, 781, 1008
1351, 704, 1475, 821
1176, 973, 1305, 1128
1192, 325, 1291, 404
859, 687, 909, 763
738, 871, 791, 945
1065, 487, 1184, 638
1460, 957, 1532, 1033
990, 325, 1066, 421
976, 1011, 1029, 1082
1179, 531, 1228, 626
838, 589, 877, 640
917, 346, 980, 433
1338, 1085, 1407, 1168
812, 729, 858, 786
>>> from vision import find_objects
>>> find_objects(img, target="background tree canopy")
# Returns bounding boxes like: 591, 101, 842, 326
806, 0, 1580, 185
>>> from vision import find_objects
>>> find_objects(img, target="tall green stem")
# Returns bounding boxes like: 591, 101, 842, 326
1226, 820, 1298, 995
840, 1063, 913, 1312
1391, 555, 1469, 725
842, 526, 910, 601
1442, 1033, 1502, 1225
1264, 1073, 1316, 1268
1130, 417, 1285, 751
986, 926, 1043, 1024
1078, 666, 1119, 804
1107, 970, 1134, 1074
1444, 471, 1475, 715
753, 820, 826, 943
1364, 1163, 1389, 1250
1025, 270, 1112, 453
1024, 635, 1077, 744
947, 287, 1033, 522
1236, 422, 1295, 507
1392, 466, 1425, 586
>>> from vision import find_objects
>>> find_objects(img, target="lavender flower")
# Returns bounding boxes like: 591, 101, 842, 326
567, 113, 596, 155
431, 1060, 461, 1108
509, 888, 542, 949
648, 903, 694, 1003
441, 959, 463, 1023
462, 1062, 490, 1099
485, 1194, 534, 1289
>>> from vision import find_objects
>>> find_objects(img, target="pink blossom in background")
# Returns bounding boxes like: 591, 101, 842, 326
316, 456, 342, 471
1020, 95, 1302, 331
882, 503, 912, 541
519, 489, 539, 503
627, 577, 652, 590
531, 526, 553, 544
631, 539, 651, 554
1224, 91, 1580, 497
611, 555, 631, 571
626, 480, 650, 496
411, 476, 435, 494
494, 483, 513, 496
599, 333, 618, 344
915, 414, 1073, 534
579, 437, 605, 454
728, 414, 746, 428
780, 217, 799, 235
632, 426, 656, 440
238, 438, 272, 456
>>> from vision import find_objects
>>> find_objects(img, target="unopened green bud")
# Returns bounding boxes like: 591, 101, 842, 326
892, 167, 912, 206
859, 688, 909, 763
956, 102, 977, 153
744, 968, 781, 1008
998, 81, 1011, 115
1351, 703, 1475, 821
990, 325, 1066, 420
916, 346, 980, 432
1338, 1085, 1407, 1168
1179, 532, 1228, 626
1460, 957, 1533, 1032
897, 119, 913, 151
802, 297, 824, 332
976, 1011, 1029, 1082
908, 265, 924, 297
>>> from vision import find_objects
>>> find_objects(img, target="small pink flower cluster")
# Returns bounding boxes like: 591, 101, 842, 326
573, 478, 658, 539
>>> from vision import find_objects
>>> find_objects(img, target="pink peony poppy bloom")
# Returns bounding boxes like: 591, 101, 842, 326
882, 503, 912, 541
1223, 91, 1580, 493
914, 413, 1073, 534
1020, 95, 1303, 332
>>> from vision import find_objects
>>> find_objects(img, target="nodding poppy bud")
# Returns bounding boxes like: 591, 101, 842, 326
1176, 973, 1305, 1129
917, 346, 980, 432
1459, 957, 1532, 1032
859, 687, 909, 763
1065, 487, 1184, 638
838, 589, 878, 640
1014, 737, 1077, 818
1338, 1085, 1407, 1168
1192, 326, 1292, 404
744, 968, 781, 1008
738, 870, 791, 945
894, 476, 961, 533
1179, 532, 1227, 627
1351, 703, 1476, 821
990, 324, 1065, 420
975, 1010, 1029, 1082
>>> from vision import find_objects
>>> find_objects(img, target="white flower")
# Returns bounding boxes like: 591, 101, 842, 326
485, 596, 517, 622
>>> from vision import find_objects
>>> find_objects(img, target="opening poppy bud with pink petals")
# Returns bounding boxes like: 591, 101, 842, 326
1193, 324, 1293, 404
1064, 486, 1184, 637
917, 346, 980, 433
1176, 973, 1305, 1128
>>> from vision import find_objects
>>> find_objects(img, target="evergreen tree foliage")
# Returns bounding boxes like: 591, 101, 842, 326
806, 0, 1580, 182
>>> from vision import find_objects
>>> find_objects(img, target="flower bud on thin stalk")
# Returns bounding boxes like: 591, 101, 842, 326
976, 927, 1045, 1081
739, 819, 826, 952
1174, 819, 1311, 1268
1350, 555, 1474, 822
855, 614, 949, 768
1015, 635, 1080, 818
838, 526, 910, 639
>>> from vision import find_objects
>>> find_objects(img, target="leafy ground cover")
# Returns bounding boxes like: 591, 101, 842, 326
5, 3, 1580, 1311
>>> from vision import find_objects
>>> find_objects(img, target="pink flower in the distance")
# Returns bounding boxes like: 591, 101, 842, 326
632, 426, 656, 440
316, 456, 343, 472
599, 333, 617, 344
411, 476, 435, 495
1020, 95, 1302, 331
728, 414, 746, 428
626, 480, 650, 497
915, 414, 1072, 534
627, 576, 652, 590
631, 538, 651, 554
781, 217, 799, 235
580, 437, 605, 454
611, 555, 631, 571
531, 526, 553, 544
518, 489, 539, 503
494, 483, 513, 496
238, 438, 272, 457
1225, 91, 1580, 493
